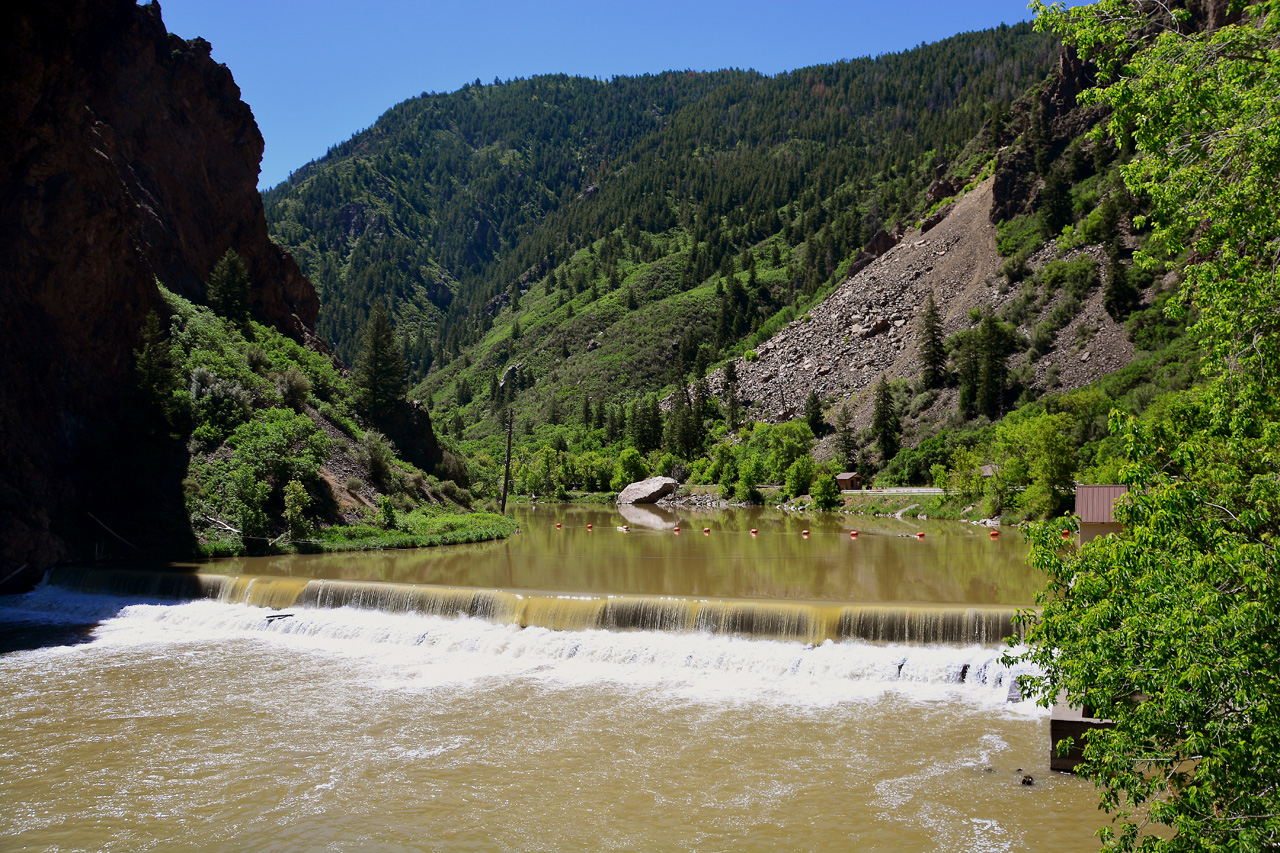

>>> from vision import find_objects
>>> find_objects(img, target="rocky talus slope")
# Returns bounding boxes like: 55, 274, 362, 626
711, 176, 1137, 442
0, 0, 320, 587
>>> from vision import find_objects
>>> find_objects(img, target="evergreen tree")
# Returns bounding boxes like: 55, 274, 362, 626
1103, 257, 1141, 321
134, 310, 184, 436
955, 334, 980, 420
724, 380, 741, 432
976, 313, 1011, 420
834, 400, 859, 470
804, 389, 824, 436
455, 375, 473, 406
1038, 169, 1073, 237
353, 299, 407, 426
632, 395, 663, 454
206, 248, 251, 328
918, 292, 947, 389
871, 375, 900, 463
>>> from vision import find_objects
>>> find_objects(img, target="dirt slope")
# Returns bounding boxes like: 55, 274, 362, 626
709, 176, 1136, 439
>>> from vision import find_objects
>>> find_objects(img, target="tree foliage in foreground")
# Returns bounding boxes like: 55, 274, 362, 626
1015, 2, 1280, 850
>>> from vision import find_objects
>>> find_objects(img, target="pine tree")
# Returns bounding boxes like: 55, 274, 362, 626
1038, 169, 1073, 237
134, 310, 184, 435
976, 313, 1010, 420
206, 248, 251, 328
918, 292, 946, 389
834, 400, 858, 470
804, 389, 824, 436
872, 375, 900, 463
353, 299, 407, 426
724, 381, 741, 432
1103, 257, 1140, 321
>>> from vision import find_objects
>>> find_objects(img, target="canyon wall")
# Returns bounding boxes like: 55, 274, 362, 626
0, 0, 319, 589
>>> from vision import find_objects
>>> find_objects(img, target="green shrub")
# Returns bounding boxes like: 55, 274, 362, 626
229, 407, 331, 488
811, 474, 841, 510
277, 365, 312, 411
783, 454, 817, 498
283, 480, 313, 539
355, 430, 399, 492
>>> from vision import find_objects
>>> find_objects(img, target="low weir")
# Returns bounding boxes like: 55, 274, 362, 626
46, 567, 1024, 646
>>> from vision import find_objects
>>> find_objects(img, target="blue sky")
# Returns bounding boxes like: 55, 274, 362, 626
159, 0, 1041, 188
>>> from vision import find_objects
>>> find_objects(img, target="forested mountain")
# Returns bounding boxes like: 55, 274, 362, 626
263, 23, 1057, 371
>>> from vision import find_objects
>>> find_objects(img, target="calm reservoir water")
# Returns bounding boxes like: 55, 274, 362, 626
0, 506, 1105, 851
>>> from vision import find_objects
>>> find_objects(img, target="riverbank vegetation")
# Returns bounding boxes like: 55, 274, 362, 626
137, 281, 514, 557
1011, 2, 1280, 849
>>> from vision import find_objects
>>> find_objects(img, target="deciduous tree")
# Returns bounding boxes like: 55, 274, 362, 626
1014, 3, 1280, 849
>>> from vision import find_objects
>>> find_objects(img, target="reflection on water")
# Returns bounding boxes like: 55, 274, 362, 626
616, 502, 679, 529
187, 505, 1034, 605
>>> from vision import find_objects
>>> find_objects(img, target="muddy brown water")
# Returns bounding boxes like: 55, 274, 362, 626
0, 506, 1107, 851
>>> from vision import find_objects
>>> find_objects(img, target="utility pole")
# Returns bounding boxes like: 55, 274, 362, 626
499, 408, 514, 514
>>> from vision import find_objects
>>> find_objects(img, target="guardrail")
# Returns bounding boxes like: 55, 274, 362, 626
841, 488, 945, 495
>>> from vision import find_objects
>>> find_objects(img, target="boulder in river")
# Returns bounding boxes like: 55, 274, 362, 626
617, 477, 678, 505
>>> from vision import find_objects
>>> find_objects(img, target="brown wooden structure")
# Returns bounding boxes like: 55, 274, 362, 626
1075, 484, 1128, 543
835, 472, 863, 491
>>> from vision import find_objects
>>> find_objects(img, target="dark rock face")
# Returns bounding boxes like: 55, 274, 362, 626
0, 0, 321, 587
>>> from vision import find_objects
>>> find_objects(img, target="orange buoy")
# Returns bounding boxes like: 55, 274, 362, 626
802, 529, 810, 537
674, 526, 680, 533
990, 529, 999, 539
850, 530, 858, 538
750, 528, 758, 536
623, 525, 630, 532
703, 527, 711, 535
556, 523, 562, 529
587, 524, 593, 531
916, 531, 925, 539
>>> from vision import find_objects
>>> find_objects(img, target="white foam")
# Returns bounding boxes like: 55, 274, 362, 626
1, 587, 1045, 712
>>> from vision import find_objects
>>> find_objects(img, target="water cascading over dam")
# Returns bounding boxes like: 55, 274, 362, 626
44, 566, 1024, 647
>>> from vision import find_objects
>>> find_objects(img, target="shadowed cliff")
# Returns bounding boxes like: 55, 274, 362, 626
0, 0, 321, 590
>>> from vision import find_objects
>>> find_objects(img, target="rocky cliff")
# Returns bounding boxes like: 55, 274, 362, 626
0, 0, 320, 590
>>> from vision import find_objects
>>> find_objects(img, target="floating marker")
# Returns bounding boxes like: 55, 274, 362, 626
849, 530, 859, 539
556, 523, 562, 529
673, 526, 680, 533
703, 527, 711, 535
990, 529, 999, 539
916, 531, 926, 539
587, 524, 593, 531
750, 528, 758, 536
802, 530, 810, 537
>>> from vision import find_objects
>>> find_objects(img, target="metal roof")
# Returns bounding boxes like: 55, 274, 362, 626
1076, 485, 1128, 524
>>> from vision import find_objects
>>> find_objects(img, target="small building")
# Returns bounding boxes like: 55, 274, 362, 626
836, 472, 863, 491
1076, 484, 1128, 544
1050, 692, 1115, 772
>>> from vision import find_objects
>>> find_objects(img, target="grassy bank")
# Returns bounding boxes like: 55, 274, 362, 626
197, 508, 519, 557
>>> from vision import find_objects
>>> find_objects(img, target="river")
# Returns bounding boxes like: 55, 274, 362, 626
0, 505, 1105, 851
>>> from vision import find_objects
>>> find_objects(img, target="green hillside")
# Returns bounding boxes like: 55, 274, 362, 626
264, 23, 1057, 374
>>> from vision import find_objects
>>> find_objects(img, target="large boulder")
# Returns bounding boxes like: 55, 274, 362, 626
616, 477, 678, 505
